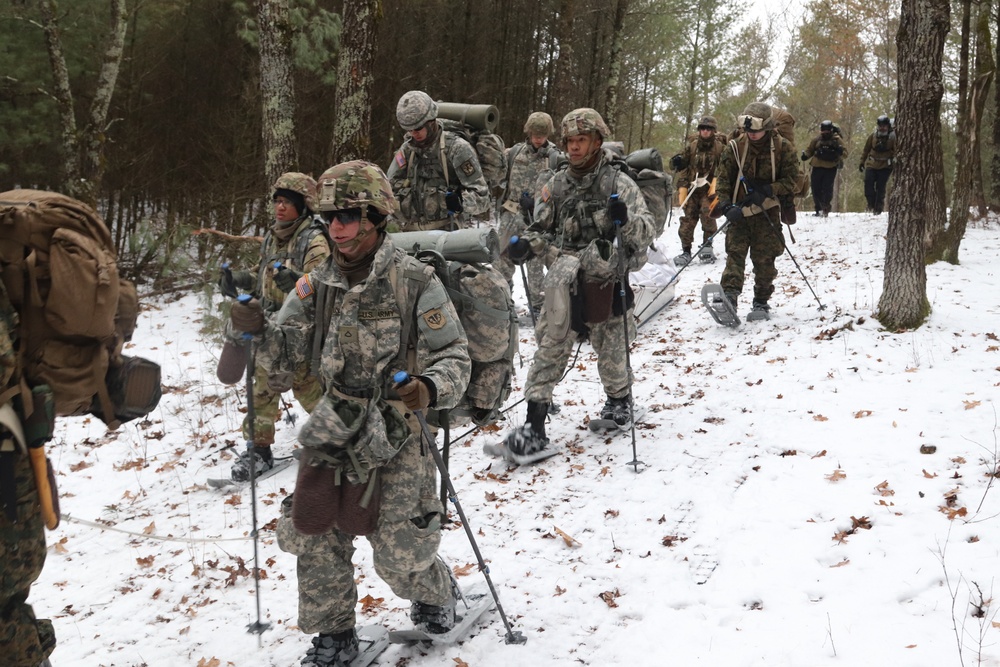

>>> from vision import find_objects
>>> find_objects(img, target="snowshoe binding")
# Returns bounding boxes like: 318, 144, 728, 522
231, 446, 274, 482
301, 629, 360, 667
697, 245, 716, 263
483, 423, 557, 465
589, 401, 648, 432
673, 250, 692, 267
391, 582, 494, 646
701, 283, 740, 328
746, 300, 771, 322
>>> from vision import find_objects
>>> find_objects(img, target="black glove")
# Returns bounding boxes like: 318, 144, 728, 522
273, 265, 302, 293
607, 196, 628, 226
231, 298, 265, 335
800, 151, 808, 162
445, 190, 463, 214
670, 154, 684, 171
518, 191, 534, 215
745, 182, 772, 206
859, 164, 865, 173
219, 269, 254, 295
509, 237, 534, 265
724, 205, 744, 223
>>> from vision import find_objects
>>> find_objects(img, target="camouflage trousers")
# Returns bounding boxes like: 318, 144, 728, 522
495, 210, 545, 308
720, 211, 785, 303
678, 189, 718, 249
243, 362, 322, 447
276, 407, 450, 634
525, 305, 635, 404
0, 452, 56, 667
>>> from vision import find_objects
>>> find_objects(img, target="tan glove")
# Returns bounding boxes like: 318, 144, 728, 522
677, 187, 688, 206
396, 377, 431, 411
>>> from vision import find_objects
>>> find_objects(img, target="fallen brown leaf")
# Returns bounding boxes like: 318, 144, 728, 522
553, 526, 581, 547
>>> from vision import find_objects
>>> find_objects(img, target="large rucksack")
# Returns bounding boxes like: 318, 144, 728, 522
439, 119, 508, 198
0, 190, 162, 428
624, 148, 673, 239
391, 228, 517, 428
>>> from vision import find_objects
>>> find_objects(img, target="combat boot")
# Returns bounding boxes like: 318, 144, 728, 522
502, 400, 550, 455
600, 396, 632, 426
232, 446, 274, 482
673, 248, 692, 267
301, 629, 359, 667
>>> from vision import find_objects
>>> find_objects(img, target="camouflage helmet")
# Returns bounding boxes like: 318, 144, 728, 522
272, 172, 317, 214
524, 111, 554, 136
396, 90, 438, 131
560, 108, 611, 144
738, 102, 773, 132
697, 115, 718, 131
317, 161, 398, 220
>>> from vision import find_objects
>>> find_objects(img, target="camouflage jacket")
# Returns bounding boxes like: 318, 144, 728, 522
717, 133, 800, 216
677, 134, 725, 189
256, 236, 471, 414
531, 148, 655, 272
252, 214, 331, 312
804, 133, 847, 169
500, 139, 556, 211
386, 125, 491, 228
860, 130, 896, 170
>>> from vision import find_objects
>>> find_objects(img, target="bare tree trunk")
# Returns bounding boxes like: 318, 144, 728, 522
39, 0, 127, 207
991, 2, 1000, 208
877, 0, 948, 330
330, 0, 382, 164
257, 0, 298, 187
552, 0, 577, 115
967, 2, 994, 218
603, 0, 629, 135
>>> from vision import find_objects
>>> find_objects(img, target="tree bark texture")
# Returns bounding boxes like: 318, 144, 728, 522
603, 0, 629, 135
39, 0, 79, 197
257, 0, 298, 188
877, 0, 948, 330
330, 0, 381, 164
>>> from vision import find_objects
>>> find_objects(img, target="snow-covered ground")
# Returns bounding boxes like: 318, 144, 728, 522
32, 211, 1000, 666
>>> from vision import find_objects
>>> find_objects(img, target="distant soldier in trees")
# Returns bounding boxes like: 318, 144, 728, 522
671, 115, 725, 265
221, 173, 330, 482
495, 111, 557, 315
859, 115, 896, 215
386, 91, 490, 231
801, 120, 847, 217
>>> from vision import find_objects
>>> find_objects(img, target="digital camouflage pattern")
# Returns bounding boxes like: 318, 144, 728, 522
258, 235, 470, 634
521, 147, 654, 403
317, 161, 399, 217
273, 172, 318, 213
386, 128, 490, 230
495, 137, 556, 297
559, 107, 611, 144
396, 91, 438, 131
716, 129, 799, 303
1, 283, 55, 667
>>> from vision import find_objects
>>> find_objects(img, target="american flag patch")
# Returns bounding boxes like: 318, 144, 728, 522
541, 184, 551, 202
295, 275, 314, 299
394, 151, 406, 168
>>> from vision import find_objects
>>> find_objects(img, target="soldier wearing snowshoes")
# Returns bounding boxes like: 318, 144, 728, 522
859, 115, 895, 214
386, 90, 491, 231
221, 172, 330, 482
501, 108, 655, 457
714, 102, 801, 322
229, 161, 471, 667
495, 111, 557, 316
672, 115, 725, 266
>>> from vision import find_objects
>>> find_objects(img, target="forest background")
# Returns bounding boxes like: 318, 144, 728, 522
0, 0, 990, 287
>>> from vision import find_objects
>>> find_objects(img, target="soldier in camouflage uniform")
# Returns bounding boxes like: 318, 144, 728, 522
501, 109, 655, 455
0, 282, 55, 667
801, 120, 847, 216
229, 161, 471, 667
495, 111, 556, 313
858, 115, 895, 214
222, 172, 331, 481
673, 115, 725, 265
386, 90, 490, 231
715, 102, 801, 320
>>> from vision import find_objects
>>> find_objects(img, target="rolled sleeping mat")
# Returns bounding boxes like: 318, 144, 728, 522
390, 227, 500, 264
436, 102, 500, 133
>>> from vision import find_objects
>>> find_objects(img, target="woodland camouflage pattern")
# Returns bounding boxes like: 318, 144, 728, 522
521, 147, 654, 404
0, 283, 55, 667
386, 127, 490, 230
716, 126, 800, 303
495, 137, 556, 299
260, 236, 470, 634
676, 128, 724, 249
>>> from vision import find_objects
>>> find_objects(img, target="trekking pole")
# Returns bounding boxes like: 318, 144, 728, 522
238, 295, 270, 643
393, 371, 527, 646
634, 217, 732, 328
510, 236, 537, 329
609, 195, 643, 473
439, 414, 451, 519
739, 178, 826, 311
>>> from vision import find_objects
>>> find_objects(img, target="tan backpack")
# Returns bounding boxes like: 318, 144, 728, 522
0, 189, 161, 428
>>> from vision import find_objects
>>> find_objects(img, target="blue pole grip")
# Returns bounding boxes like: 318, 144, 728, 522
393, 370, 410, 385
273, 261, 283, 270
609, 193, 623, 226
510, 235, 519, 244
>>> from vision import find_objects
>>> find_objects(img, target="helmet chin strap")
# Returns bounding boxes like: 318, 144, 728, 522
334, 210, 377, 254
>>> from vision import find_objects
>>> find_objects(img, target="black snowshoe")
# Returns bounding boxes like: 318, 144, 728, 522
673, 250, 692, 267
231, 446, 274, 482
746, 300, 771, 322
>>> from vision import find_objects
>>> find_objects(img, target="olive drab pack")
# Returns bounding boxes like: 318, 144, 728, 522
0, 190, 162, 428
391, 228, 517, 428
624, 148, 673, 239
